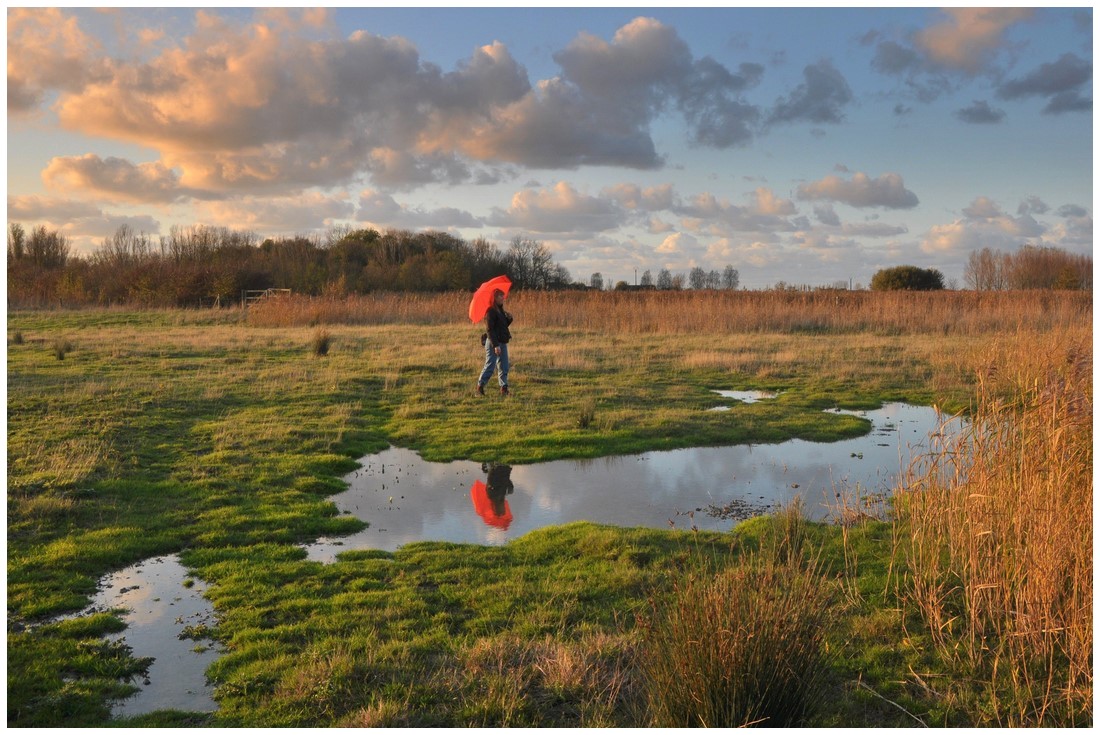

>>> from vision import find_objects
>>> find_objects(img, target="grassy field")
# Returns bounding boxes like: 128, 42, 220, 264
6, 291, 1092, 726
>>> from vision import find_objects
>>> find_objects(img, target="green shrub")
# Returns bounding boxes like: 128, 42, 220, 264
870, 265, 944, 291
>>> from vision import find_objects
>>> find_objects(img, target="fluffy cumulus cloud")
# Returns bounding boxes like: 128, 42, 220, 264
674, 188, 799, 237
486, 182, 626, 235
914, 8, 1034, 74
11, 9, 793, 199
198, 192, 356, 233
7, 194, 161, 252
42, 154, 204, 203
356, 190, 481, 230
869, 8, 1034, 103
797, 172, 919, 209
6, 8, 113, 115
921, 195, 1047, 254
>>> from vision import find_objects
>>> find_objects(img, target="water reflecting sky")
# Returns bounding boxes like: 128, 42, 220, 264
308, 402, 957, 561
78, 555, 220, 716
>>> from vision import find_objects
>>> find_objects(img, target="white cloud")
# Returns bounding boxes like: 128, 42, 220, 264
914, 8, 1034, 74
17, 10, 775, 196
43, 154, 203, 203
797, 171, 919, 209
197, 192, 355, 234
921, 196, 1048, 254
7, 194, 161, 254
356, 190, 481, 230
486, 182, 625, 235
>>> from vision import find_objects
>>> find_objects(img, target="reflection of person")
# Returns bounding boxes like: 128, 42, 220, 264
482, 462, 514, 517
477, 289, 513, 396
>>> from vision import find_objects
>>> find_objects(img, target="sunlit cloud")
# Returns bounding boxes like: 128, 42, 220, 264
197, 192, 355, 234
357, 189, 482, 230
797, 171, 919, 209
914, 8, 1033, 74
486, 182, 626, 235
7, 194, 161, 253
922, 195, 1047, 254
43, 154, 205, 203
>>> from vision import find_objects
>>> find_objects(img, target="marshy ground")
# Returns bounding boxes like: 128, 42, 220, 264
7, 291, 1091, 726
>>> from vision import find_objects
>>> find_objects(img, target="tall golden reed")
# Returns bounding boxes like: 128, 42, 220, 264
247, 289, 1089, 336
895, 332, 1092, 725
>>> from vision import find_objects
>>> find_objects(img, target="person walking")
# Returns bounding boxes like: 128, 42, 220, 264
477, 288, 513, 396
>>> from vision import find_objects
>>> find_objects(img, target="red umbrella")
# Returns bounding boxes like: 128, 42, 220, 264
468, 275, 512, 323
470, 480, 512, 529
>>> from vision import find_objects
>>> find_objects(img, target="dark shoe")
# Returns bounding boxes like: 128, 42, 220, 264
500, 385, 509, 396
476, 383, 485, 396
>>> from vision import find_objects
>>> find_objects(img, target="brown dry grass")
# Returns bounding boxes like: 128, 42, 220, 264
246, 289, 1089, 336
895, 330, 1092, 725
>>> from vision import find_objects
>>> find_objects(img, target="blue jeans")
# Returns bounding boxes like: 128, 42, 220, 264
478, 341, 509, 388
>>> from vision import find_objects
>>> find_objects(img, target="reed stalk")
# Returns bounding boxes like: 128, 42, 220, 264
895, 332, 1092, 725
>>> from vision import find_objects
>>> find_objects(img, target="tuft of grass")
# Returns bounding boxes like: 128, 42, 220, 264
311, 328, 331, 357
576, 397, 596, 429
12, 330, 25, 344
639, 549, 835, 727
52, 337, 74, 360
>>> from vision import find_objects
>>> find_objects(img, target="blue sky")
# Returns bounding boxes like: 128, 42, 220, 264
7, 6, 1093, 288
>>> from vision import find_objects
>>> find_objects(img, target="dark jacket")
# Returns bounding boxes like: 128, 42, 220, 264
485, 305, 513, 347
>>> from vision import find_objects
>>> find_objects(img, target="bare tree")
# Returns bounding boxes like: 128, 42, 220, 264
26, 225, 69, 268
964, 247, 1005, 290
95, 224, 153, 268
8, 223, 26, 261
508, 237, 555, 289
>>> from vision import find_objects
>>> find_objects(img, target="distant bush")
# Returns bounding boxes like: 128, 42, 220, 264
870, 265, 944, 291
311, 329, 331, 357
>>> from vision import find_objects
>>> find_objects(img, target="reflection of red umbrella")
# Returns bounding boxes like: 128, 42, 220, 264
471, 480, 512, 529
468, 275, 512, 323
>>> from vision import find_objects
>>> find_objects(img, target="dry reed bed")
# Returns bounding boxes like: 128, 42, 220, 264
247, 290, 1090, 335
896, 331, 1092, 725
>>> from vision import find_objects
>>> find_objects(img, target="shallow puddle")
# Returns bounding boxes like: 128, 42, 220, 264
708, 389, 780, 408
58, 401, 955, 717
71, 554, 220, 717
308, 402, 955, 561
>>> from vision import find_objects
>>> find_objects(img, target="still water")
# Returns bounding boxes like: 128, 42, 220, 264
71, 554, 220, 717
307, 401, 954, 561
76, 398, 954, 716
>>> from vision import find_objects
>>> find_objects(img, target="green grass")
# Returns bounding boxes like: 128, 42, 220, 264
6, 307, 1080, 726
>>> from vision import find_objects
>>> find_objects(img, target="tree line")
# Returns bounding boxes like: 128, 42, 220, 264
964, 245, 1091, 291
7, 223, 577, 308
867, 245, 1091, 292
7, 221, 1090, 307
